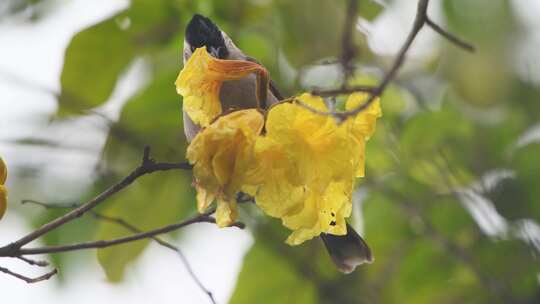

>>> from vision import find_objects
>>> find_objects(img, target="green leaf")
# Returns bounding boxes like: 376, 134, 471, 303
358, 0, 384, 21
229, 241, 317, 304
95, 70, 193, 281
31, 205, 98, 282
59, 18, 134, 115
400, 105, 474, 157
96, 172, 193, 281
57, 0, 180, 116
276, 0, 345, 66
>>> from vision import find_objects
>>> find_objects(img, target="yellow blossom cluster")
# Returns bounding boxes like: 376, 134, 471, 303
176, 47, 381, 245
186, 109, 264, 227
246, 94, 381, 244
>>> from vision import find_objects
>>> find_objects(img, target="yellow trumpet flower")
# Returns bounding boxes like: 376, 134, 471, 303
187, 109, 264, 227
0, 157, 8, 220
248, 93, 381, 245
175, 47, 268, 127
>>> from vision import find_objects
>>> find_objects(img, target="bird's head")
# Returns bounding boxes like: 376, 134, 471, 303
184, 14, 229, 61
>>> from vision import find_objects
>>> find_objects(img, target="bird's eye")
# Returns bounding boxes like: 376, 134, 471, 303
190, 45, 196, 52
217, 46, 226, 58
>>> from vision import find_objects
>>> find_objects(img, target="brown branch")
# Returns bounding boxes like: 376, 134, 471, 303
340, 0, 359, 83
426, 17, 475, 52
7, 209, 242, 256
311, 85, 376, 97
16, 256, 49, 267
309, 0, 475, 120
92, 213, 218, 304
0, 266, 58, 284
0, 146, 192, 255
397, 199, 512, 304
0, 145, 241, 304
21, 199, 218, 304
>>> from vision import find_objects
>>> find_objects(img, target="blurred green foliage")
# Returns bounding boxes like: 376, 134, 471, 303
10, 0, 540, 303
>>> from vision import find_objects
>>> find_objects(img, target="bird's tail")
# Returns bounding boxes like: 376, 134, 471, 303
320, 224, 373, 273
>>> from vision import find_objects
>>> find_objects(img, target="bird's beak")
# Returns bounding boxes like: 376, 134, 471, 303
208, 46, 220, 58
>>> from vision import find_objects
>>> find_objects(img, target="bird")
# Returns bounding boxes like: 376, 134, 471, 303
182, 14, 283, 142
182, 14, 373, 273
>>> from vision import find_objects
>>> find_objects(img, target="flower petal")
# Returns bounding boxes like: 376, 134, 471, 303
187, 109, 264, 226
0, 185, 6, 220
0, 157, 6, 185
175, 47, 268, 126
250, 93, 381, 245
216, 197, 238, 228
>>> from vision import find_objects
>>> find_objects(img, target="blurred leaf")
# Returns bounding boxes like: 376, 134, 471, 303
31, 201, 98, 281
358, 0, 384, 21
400, 104, 473, 157
509, 143, 540, 220
58, 18, 134, 115
445, 51, 512, 107
96, 172, 193, 281
96, 70, 193, 281
276, 0, 345, 66
385, 239, 484, 303
229, 241, 317, 304
57, 0, 181, 116
108, 70, 186, 161
474, 237, 540, 302
442, 0, 515, 43
127, 0, 180, 49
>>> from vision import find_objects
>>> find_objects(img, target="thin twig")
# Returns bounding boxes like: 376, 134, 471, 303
20, 199, 217, 304
309, 0, 475, 120
340, 0, 359, 83
18, 199, 225, 304
0, 146, 192, 255
90, 213, 218, 304
21, 200, 79, 209
426, 18, 475, 52
308, 0, 429, 119
311, 85, 376, 97
16, 256, 49, 267
0, 266, 58, 284
10, 209, 242, 256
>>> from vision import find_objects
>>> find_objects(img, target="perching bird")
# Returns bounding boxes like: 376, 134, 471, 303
182, 14, 282, 142
182, 14, 373, 273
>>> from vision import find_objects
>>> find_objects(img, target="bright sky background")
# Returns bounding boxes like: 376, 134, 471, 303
1, 0, 539, 303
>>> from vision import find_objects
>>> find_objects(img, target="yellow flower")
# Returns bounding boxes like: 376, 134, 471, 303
0, 157, 7, 220
346, 92, 382, 141
175, 47, 268, 127
187, 109, 264, 227
249, 93, 381, 245
283, 180, 353, 245
345, 93, 382, 177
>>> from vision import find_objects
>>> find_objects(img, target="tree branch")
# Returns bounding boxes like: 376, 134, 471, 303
0, 266, 57, 284
92, 213, 218, 304
311, 85, 376, 97
308, 0, 475, 120
339, 0, 360, 84
6, 209, 242, 256
426, 17, 475, 52
20, 199, 219, 304
0, 146, 192, 254
15, 256, 49, 267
